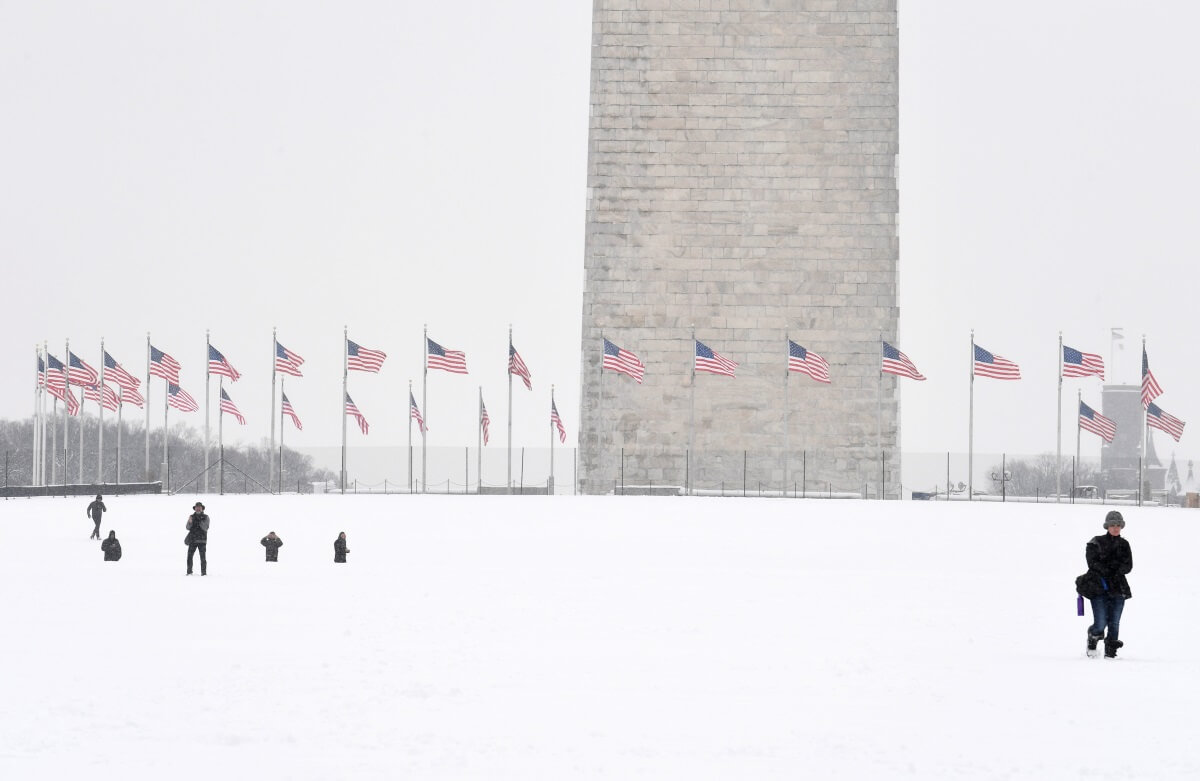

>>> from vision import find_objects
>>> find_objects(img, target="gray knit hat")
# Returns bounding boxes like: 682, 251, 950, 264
1103, 510, 1125, 529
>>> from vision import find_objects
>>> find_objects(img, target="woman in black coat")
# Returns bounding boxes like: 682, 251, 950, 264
334, 532, 349, 563
1080, 510, 1133, 658
101, 530, 122, 562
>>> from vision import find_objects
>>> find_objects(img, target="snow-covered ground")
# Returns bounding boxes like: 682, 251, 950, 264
2, 494, 1195, 779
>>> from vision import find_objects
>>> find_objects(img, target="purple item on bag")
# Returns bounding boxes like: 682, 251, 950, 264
1077, 595, 1085, 616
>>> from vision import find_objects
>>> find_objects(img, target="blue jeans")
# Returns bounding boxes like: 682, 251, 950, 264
1089, 594, 1125, 642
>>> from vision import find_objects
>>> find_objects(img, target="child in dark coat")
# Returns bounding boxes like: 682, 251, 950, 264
101, 530, 122, 561
261, 531, 283, 562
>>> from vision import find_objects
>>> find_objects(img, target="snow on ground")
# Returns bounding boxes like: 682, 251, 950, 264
1, 494, 1197, 779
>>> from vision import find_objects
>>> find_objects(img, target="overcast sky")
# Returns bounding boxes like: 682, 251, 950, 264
3, 2, 1198, 479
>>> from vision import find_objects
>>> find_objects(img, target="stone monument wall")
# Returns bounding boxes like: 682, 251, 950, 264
580, 0, 900, 495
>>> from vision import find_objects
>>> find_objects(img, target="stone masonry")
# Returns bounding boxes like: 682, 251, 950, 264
579, 0, 899, 495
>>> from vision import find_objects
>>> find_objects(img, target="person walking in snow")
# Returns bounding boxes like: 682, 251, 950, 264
87, 494, 107, 540
261, 531, 283, 562
101, 530, 122, 561
1078, 510, 1133, 658
185, 502, 210, 576
334, 532, 349, 564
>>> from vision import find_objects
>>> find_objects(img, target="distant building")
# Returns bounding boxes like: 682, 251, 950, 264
1100, 384, 1165, 496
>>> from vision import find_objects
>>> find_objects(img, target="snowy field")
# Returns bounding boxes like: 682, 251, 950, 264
2, 494, 1197, 780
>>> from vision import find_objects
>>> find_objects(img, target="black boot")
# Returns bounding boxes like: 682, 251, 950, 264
1104, 639, 1124, 659
1087, 632, 1104, 657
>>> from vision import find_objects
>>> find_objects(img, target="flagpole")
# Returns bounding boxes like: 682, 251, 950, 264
97, 338, 106, 483
278, 377, 285, 494
1141, 335, 1147, 505
341, 325, 348, 495
163, 373, 169, 492
968, 330, 975, 501
204, 329, 211, 494
477, 386, 483, 493
270, 327, 277, 493
688, 325, 695, 497
598, 333, 605, 494
1056, 331, 1063, 502
218, 377, 225, 494
41, 344, 49, 485
64, 338, 71, 485
550, 385, 556, 494
1076, 389, 1082, 485
422, 324, 428, 494
507, 324, 513, 495
116, 386, 123, 485
32, 345, 40, 486
77, 357, 84, 485
877, 330, 884, 500
783, 333, 789, 497
145, 333, 151, 481
408, 379, 414, 493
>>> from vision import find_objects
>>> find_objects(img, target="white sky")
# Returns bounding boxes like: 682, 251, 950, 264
3, 1, 1198, 471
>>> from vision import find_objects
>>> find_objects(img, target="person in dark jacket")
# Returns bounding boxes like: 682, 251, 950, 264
1082, 510, 1133, 658
334, 532, 349, 563
185, 502, 210, 576
87, 495, 107, 540
101, 530, 121, 561
261, 531, 283, 562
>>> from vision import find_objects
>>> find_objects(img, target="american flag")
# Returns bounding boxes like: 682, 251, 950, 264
551, 400, 566, 444
167, 383, 199, 412
788, 341, 831, 383
68, 352, 98, 386
50, 385, 80, 416
103, 351, 141, 391
208, 344, 241, 382
119, 385, 145, 409
83, 383, 120, 412
1079, 401, 1116, 442
602, 338, 645, 383
509, 344, 532, 390
281, 392, 302, 430
409, 392, 426, 434
150, 345, 181, 384
275, 341, 305, 377
882, 341, 926, 380
1142, 348, 1163, 407
427, 338, 468, 374
219, 388, 246, 425
347, 339, 387, 373
36, 355, 45, 388
1147, 403, 1185, 442
973, 344, 1021, 380
480, 397, 490, 445
45, 354, 68, 391
1062, 345, 1105, 380
345, 393, 369, 435
694, 340, 737, 377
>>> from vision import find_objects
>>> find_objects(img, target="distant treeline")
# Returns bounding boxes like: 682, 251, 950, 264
0, 416, 336, 492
